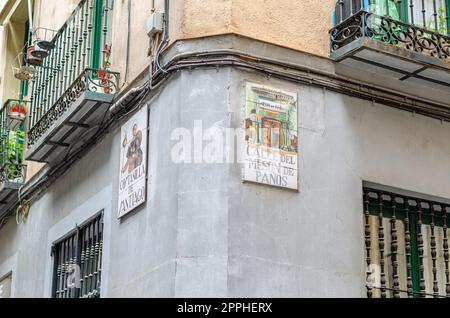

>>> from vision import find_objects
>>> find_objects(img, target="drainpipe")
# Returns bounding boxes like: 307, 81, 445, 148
163, 0, 169, 42
27, 0, 33, 33
124, 0, 131, 83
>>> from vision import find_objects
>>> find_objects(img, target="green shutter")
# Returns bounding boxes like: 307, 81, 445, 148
19, 20, 32, 99
409, 215, 421, 298
91, 0, 104, 69
399, 0, 410, 23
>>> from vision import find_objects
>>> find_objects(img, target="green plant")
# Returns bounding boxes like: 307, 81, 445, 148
424, 6, 448, 35
0, 129, 24, 182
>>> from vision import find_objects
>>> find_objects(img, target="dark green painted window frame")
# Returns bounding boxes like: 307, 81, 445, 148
367, 198, 449, 298
19, 20, 33, 100
447, 0, 450, 34
398, 0, 409, 23
91, 0, 104, 69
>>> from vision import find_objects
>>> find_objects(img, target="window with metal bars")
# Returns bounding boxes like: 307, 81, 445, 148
51, 213, 104, 298
363, 188, 450, 298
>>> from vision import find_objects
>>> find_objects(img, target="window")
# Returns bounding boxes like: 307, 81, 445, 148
0, 0, 30, 102
52, 213, 104, 298
0, 273, 12, 298
363, 187, 450, 298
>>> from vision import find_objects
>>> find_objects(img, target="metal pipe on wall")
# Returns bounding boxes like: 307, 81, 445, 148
164, 0, 169, 42
151, 0, 155, 13
124, 0, 131, 82
27, 0, 34, 32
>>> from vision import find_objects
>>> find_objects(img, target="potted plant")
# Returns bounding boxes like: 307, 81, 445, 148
7, 100, 27, 130
4, 129, 25, 183
0, 128, 24, 183
34, 27, 57, 51
12, 53, 37, 81
8, 100, 27, 120
27, 45, 44, 66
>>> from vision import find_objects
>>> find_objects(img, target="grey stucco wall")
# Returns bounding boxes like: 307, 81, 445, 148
0, 65, 449, 298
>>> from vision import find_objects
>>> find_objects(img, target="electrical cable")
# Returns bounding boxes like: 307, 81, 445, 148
154, 0, 170, 74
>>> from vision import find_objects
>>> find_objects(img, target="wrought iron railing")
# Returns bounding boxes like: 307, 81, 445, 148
331, 0, 450, 60
364, 188, 450, 298
27, 68, 119, 147
0, 100, 27, 184
29, 0, 115, 138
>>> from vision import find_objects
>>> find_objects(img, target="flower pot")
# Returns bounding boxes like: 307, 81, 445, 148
34, 27, 57, 51
12, 53, 37, 81
27, 45, 44, 66
7, 101, 27, 130
36, 39, 56, 51
13, 65, 37, 81
9, 107, 26, 121
30, 42, 49, 59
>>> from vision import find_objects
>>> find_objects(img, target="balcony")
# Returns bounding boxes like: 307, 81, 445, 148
0, 100, 27, 216
25, 0, 119, 164
330, 0, 450, 89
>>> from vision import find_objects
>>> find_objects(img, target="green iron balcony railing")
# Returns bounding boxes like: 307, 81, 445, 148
27, 68, 119, 148
28, 0, 119, 148
0, 100, 27, 185
30, 0, 117, 143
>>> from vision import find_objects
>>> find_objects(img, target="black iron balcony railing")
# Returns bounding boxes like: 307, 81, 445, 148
25, 0, 120, 163
331, 0, 450, 60
0, 100, 27, 185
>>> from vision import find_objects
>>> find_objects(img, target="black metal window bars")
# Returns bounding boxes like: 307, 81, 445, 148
364, 187, 450, 298
331, 0, 450, 60
51, 213, 103, 298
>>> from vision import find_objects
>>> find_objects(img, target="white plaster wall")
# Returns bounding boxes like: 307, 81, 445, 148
226, 68, 450, 297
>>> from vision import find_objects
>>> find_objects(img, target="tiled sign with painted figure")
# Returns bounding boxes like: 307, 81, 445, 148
118, 106, 148, 218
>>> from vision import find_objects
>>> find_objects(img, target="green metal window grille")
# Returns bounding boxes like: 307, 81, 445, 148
364, 187, 450, 298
